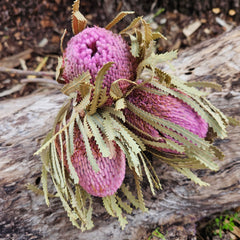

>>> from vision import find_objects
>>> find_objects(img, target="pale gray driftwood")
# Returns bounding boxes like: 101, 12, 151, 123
0, 28, 240, 240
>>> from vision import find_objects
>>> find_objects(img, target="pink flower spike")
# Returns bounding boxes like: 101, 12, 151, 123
67, 129, 126, 197
62, 26, 137, 96
125, 87, 208, 152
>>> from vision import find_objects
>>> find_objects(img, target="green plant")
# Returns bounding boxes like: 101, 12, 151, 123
148, 227, 166, 240
213, 212, 240, 238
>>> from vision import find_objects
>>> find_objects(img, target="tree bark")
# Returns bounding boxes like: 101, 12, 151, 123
0, 27, 240, 240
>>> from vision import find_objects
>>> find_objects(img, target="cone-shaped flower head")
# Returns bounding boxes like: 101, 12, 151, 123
56, 125, 126, 197
62, 26, 137, 95
72, 131, 126, 197
125, 87, 208, 152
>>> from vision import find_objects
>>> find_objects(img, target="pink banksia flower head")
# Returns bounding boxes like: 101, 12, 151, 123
58, 126, 126, 197
125, 87, 209, 152
62, 26, 137, 97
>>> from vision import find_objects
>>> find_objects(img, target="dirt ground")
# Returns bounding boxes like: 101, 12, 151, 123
0, 1, 239, 239
0, 0, 238, 100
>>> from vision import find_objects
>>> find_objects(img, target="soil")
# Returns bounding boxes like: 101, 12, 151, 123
0, 1, 239, 239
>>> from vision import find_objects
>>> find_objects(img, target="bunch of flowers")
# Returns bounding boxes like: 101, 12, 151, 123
35, 0, 229, 231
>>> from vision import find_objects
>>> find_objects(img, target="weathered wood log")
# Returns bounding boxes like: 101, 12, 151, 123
0, 28, 240, 240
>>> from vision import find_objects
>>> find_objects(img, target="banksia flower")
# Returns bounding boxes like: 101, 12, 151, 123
35, 0, 230, 231
62, 26, 136, 106
57, 124, 126, 197
125, 87, 209, 153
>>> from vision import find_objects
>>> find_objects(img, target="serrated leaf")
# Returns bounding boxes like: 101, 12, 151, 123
102, 196, 115, 216
152, 31, 167, 40
174, 167, 210, 186
72, 0, 87, 35
89, 62, 113, 115
186, 147, 219, 170
141, 138, 185, 153
126, 100, 210, 149
227, 116, 240, 126
152, 50, 178, 65
101, 112, 117, 141
41, 165, 50, 206
149, 149, 206, 169
149, 81, 227, 139
115, 98, 126, 110
52, 177, 81, 229
86, 114, 110, 157
120, 16, 142, 34
133, 170, 147, 211
142, 19, 152, 47
61, 71, 91, 96
75, 114, 99, 172
112, 118, 145, 153
58, 131, 67, 194
116, 196, 133, 214
155, 68, 171, 85
110, 78, 137, 100
56, 56, 64, 83
129, 34, 140, 57
102, 106, 126, 122
51, 142, 62, 186
110, 80, 124, 100
144, 40, 156, 59
69, 115, 75, 156
120, 183, 140, 209
109, 194, 128, 229
105, 11, 134, 30
210, 146, 224, 160
40, 131, 53, 170
139, 154, 155, 195
186, 81, 222, 91
85, 196, 94, 229
170, 76, 201, 95
97, 87, 108, 108
74, 89, 91, 113
142, 152, 162, 189
62, 112, 80, 184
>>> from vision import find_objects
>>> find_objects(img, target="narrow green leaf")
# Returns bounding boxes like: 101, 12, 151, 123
41, 165, 50, 207
174, 167, 210, 186
133, 170, 147, 211
142, 19, 152, 47
86, 114, 110, 158
75, 114, 99, 172
89, 62, 113, 115
139, 154, 155, 195
120, 16, 142, 34
62, 112, 80, 184
129, 34, 140, 57
120, 183, 140, 209
102, 196, 115, 216
186, 81, 222, 91
116, 196, 133, 214
109, 194, 128, 229
115, 98, 126, 111
152, 31, 166, 40
61, 71, 91, 96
